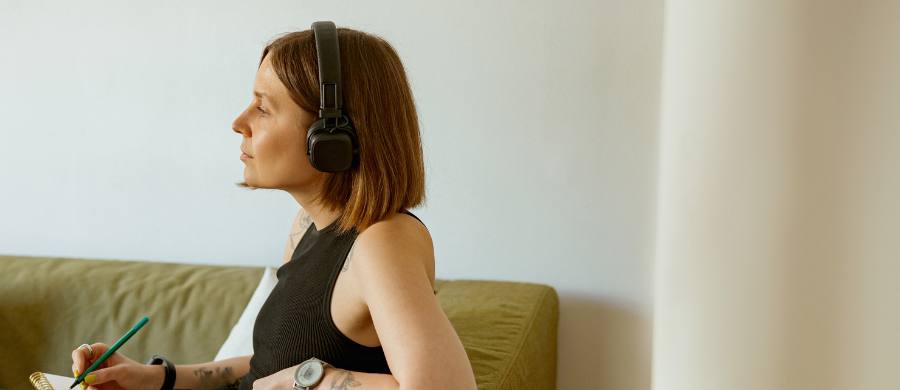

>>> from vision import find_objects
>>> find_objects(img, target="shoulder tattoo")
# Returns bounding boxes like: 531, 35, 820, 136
342, 241, 358, 273
300, 213, 313, 231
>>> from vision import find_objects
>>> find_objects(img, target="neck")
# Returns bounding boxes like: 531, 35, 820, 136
288, 188, 342, 231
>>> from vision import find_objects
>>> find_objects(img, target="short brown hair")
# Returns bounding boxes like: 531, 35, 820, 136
236, 26, 426, 234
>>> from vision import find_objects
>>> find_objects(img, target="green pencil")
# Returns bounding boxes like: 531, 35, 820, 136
70, 316, 150, 389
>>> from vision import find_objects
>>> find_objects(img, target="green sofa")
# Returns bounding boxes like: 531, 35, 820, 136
0, 255, 558, 390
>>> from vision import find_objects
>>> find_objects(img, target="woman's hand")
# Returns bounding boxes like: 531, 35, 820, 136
251, 364, 297, 389
71, 342, 164, 390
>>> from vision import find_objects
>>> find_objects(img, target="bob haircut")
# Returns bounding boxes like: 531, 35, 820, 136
236, 26, 426, 234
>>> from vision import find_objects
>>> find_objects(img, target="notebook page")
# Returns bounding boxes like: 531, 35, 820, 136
41, 373, 75, 390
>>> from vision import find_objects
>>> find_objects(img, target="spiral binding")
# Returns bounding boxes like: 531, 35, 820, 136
28, 372, 54, 390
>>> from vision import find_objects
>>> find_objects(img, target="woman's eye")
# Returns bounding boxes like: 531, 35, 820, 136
256, 106, 267, 114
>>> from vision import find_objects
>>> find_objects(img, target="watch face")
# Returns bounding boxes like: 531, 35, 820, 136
295, 360, 324, 386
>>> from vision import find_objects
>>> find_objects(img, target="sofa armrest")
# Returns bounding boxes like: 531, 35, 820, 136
435, 279, 559, 390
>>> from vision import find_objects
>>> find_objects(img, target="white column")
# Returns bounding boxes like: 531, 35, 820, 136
652, 1, 900, 389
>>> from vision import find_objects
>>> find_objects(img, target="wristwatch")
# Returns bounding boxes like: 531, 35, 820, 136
293, 357, 332, 390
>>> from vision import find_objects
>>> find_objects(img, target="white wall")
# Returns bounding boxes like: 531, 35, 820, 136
0, 1, 662, 389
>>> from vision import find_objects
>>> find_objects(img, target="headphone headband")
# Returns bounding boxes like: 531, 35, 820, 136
311, 21, 343, 119
306, 20, 358, 172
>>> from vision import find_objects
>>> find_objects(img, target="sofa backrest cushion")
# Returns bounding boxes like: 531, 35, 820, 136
0, 255, 558, 390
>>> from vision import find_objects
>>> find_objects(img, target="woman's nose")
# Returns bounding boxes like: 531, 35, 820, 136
232, 113, 248, 135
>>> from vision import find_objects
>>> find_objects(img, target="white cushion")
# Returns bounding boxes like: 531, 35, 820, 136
214, 267, 279, 361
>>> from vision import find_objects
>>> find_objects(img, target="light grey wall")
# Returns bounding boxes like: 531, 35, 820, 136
0, 1, 662, 389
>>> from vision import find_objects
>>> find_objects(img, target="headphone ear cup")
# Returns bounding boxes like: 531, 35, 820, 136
337, 122, 359, 157
307, 119, 356, 172
306, 118, 327, 155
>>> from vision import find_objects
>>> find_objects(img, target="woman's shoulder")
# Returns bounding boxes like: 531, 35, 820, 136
351, 209, 436, 292
354, 210, 433, 261
360, 210, 428, 239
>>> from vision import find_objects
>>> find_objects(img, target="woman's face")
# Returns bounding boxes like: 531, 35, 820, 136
232, 53, 323, 191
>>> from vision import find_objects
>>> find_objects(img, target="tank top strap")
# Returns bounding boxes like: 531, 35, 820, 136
400, 209, 426, 229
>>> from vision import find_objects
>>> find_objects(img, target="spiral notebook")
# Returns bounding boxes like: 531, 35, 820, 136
28, 372, 76, 390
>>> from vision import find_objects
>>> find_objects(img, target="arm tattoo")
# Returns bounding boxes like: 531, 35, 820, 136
328, 369, 362, 389
192, 366, 240, 390
222, 379, 241, 390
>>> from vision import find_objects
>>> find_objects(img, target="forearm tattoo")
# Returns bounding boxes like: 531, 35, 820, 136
328, 369, 362, 389
192, 366, 240, 390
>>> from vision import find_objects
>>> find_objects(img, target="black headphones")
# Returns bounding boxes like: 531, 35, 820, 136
307, 21, 359, 172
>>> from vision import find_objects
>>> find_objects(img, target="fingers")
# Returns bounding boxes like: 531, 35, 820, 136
88, 342, 111, 358
71, 342, 111, 373
82, 364, 123, 389
71, 346, 88, 374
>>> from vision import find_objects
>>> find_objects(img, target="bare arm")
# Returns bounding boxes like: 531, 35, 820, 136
316, 366, 399, 390
351, 217, 477, 389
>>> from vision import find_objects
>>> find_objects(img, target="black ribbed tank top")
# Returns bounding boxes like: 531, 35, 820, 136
238, 209, 429, 389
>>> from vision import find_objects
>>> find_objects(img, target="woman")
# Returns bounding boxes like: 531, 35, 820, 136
70, 23, 477, 390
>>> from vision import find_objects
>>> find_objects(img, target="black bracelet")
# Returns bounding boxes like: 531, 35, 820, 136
147, 354, 176, 390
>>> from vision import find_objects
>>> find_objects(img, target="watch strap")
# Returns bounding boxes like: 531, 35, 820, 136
147, 354, 176, 390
